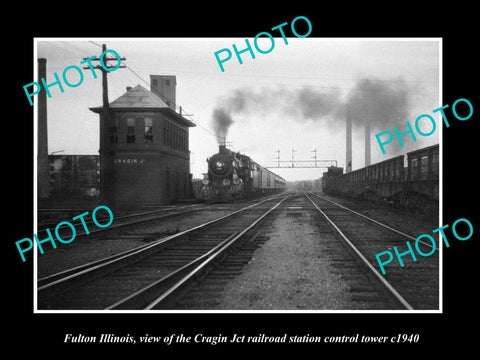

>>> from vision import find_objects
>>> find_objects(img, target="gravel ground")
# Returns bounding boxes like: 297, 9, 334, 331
37, 192, 440, 311
36, 209, 232, 278
215, 192, 440, 310
319, 192, 440, 238
217, 209, 353, 310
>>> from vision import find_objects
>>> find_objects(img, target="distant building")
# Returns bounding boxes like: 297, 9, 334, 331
89, 78, 196, 208
49, 155, 100, 197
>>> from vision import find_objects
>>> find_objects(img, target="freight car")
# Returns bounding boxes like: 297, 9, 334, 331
200, 145, 286, 202
322, 144, 439, 212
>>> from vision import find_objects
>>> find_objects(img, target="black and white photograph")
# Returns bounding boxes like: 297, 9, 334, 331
33, 37, 441, 312
7, 8, 478, 354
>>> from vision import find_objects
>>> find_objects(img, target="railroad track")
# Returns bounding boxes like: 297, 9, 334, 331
37, 203, 208, 240
37, 194, 290, 310
172, 192, 431, 311
305, 192, 439, 310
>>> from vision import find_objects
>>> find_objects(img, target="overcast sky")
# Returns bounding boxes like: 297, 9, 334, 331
35, 38, 440, 181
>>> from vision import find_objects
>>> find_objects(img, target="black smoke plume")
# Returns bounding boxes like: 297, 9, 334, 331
286, 87, 344, 122
211, 107, 233, 144
211, 86, 344, 142
211, 78, 411, 152
346, 78, 409, 130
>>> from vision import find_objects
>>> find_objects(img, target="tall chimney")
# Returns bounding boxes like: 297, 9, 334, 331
365, 121, 371, 166
150, 75, 176, 111
345, 105, 352, 172
38, 58, 49, 199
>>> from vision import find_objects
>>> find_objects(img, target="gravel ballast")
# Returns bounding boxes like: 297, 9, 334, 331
36, 209, 233, 278
217, 209, 354, 310
213, 193, 440, 310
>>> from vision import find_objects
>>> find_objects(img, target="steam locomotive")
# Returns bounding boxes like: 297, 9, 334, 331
200, 145, 286, 202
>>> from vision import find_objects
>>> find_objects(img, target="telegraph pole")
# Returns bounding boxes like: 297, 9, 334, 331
83, 44, 126, 124
83, 43, 126, 203
274, 150, 280, 167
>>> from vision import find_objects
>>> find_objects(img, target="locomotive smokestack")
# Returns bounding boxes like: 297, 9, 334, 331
219, 144, 227, 154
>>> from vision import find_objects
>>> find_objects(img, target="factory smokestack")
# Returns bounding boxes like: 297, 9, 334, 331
38, 58, 49, 200
346, 105, 352, 173
365, 121, 371, 166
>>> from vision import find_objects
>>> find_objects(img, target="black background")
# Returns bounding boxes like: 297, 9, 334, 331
6, 5, 478, 355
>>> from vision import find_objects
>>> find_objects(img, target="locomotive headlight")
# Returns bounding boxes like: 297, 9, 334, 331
216, 161, 225, 171
222, 179, 231, 186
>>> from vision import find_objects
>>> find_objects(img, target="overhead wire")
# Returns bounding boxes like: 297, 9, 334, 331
46, 40, 439, 149
122, 61, 224, 141
58, 41, 223, 142
88, 40, 103, 48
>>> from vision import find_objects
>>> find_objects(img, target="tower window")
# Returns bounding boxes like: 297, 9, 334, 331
127, 118, 135, 144
144, 117, 153, 144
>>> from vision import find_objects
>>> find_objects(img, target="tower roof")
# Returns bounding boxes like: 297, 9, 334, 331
89, 84, 195, 127
91, 84, 169, 110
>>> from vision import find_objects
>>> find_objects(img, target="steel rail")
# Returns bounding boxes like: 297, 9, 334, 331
37, 205, 209, 288
37, 240, 159, 288
105, 232, 240, 310
143, 194, 290, 310
37, 194, 287, 295
37, 204, 238, 287
304, 193, 414, 310
310, 193, 437, 251
36, 205, 204, 241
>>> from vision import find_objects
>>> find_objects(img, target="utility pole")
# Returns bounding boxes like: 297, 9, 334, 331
83, 44, 126, 125
312, 148, 317, 167
83, 43, 126, 204
291, 149, 296, 168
